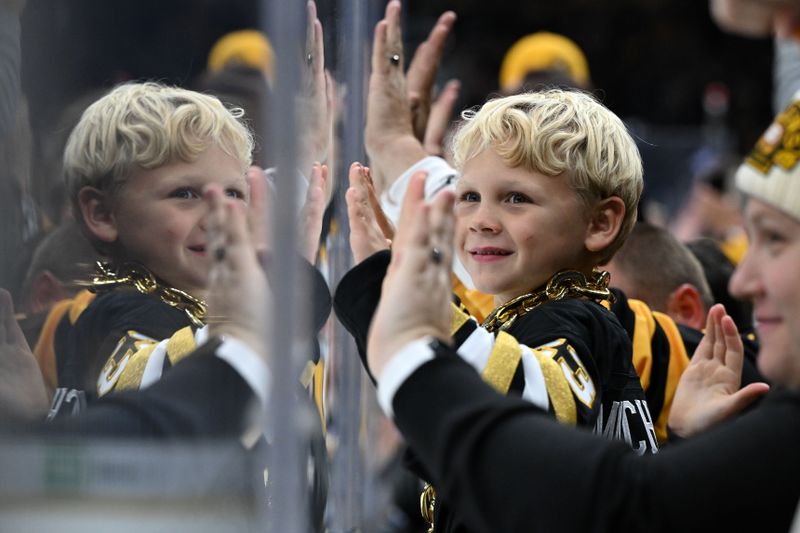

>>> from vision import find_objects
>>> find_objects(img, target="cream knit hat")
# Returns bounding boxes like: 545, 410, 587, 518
736, 92, 800, 220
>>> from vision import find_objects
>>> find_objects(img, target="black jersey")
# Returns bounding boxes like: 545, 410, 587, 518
334, 250, 658, 533
50, 289, 193, 418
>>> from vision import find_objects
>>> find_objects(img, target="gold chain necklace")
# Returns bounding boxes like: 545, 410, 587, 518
420, 269, 613, 532
481, 269, 614, 332
88, 261, 207, 327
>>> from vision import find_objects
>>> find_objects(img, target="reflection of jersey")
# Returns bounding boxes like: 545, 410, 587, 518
334, 251, 657, 533
50, 278, 332, 532
51, 289, 194, 419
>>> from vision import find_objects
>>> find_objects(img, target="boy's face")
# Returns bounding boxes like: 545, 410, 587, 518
454, 148, 593, 305
109, 144, 248, 297
730, 198, 800, 388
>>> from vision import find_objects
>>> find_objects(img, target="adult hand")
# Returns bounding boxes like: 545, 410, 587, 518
0, 288, 48, 420
367, 171, 455, 378
346, 162, 392, 264
364, 0, 427, 192
205, 185, 271, 358
669, 303, 770, 438
710, 0, 800, 37
423, 79, 461, 158
406, 10, 457, 143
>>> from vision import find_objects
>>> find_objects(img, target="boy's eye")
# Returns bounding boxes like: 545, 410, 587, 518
169, 187, 199, 200
225, 188, 245, 200
458, 191, 480, 203
506, 192, 530, 204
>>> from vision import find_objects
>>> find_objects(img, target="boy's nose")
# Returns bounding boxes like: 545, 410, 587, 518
198, 206, 212, 231
469, 204, 501, 233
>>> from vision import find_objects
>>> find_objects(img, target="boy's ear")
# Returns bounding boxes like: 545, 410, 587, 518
78, 187, 118, 243
584, 196, 626, 254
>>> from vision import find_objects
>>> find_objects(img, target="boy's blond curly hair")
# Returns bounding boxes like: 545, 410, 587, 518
450, 89, 643, 264
64, 82, 254, 252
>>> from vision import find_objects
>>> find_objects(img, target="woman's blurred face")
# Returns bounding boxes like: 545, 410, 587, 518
730, 198, 800, 388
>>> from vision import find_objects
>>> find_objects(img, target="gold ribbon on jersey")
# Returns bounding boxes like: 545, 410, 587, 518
88, 261, 207, 327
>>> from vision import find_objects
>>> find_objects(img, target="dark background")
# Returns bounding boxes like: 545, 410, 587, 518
19, 0, 776, 213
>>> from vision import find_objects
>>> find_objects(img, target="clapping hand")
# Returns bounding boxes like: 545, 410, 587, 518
669, 304, 770, 437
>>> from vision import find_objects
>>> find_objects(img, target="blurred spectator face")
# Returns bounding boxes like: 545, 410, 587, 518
730, 198, 800, 387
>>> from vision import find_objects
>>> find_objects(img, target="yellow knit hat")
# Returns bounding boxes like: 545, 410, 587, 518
736, 91, 800, 221
498, 32, 590, 92
207, 30, 275, 82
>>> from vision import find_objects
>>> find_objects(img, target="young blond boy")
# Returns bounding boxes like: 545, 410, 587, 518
49, 82, 254, 415
337, 88, 657, 532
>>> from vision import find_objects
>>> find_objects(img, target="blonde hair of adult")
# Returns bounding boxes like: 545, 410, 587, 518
449, 89, 643, 263
63, 82, 254, 248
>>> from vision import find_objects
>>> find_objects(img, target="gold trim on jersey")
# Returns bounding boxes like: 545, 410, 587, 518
115, 343, 159, 391
166, 326, 198, 366
531, 345, 578, 425
481, 331, 522, 393
450, 301, 471, 334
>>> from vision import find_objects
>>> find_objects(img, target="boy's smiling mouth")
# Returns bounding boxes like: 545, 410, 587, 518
188, 244, 207, 255
468, 246, 513, 262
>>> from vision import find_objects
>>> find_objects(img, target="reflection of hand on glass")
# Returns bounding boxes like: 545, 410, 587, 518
246, 165, 273, 255
205, 185, 271, 359
298, 1, 333, 179
299, 162, 328, 263
0, 288, 49, 420
669, 303, 770, 437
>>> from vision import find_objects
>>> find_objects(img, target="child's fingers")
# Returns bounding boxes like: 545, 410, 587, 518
364, 167, 395, 240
